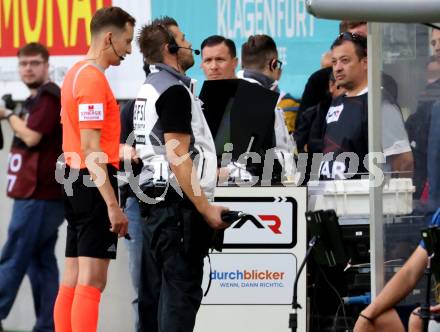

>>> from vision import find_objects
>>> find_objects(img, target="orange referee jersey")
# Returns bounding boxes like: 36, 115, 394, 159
61, 60, 120, 169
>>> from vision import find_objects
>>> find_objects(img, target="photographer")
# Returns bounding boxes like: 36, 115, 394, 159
135, 17, 229, 332
0, 43, 64, 332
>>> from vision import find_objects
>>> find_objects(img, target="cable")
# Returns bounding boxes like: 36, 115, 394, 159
317, 264, 350, 331
290, 236, 317, 332
293, 237, 316, 308
332, 302, 342, 332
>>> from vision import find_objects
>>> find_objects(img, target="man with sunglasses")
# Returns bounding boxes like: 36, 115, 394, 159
238, 34, 297, 181
0, 42, 64, 332
297, 22, 367, 122
318, 32, 413, 180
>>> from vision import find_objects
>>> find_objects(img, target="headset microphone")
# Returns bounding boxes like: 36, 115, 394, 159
169, 44, 200, 55
177, 46, 201, 55
109, 38, 125, 61
163, 26, 200, 56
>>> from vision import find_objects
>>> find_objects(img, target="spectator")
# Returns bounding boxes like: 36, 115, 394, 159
341, 22, 399, 101
297, 21, 366, 119
295, 72, 345, 154
0, 42, 64, 332
200, 35, 238, 80
318, 32, 413, 179
340, 21, 368, 37
54, 7, 135, 332
297, 66, 332, 124
297, 21, 397, 126
320, 51, 333, 68
405, 28, 440, 206
431, 27, 440, 64
427, 57, 440, 84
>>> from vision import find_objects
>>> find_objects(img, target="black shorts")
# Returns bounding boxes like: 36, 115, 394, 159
63, 165, 118, 259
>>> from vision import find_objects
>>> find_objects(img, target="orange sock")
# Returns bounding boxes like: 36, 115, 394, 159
54, 284, 75, 332
71, 284, 101, 332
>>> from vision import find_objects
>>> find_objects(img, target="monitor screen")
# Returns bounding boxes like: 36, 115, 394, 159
199, 79, 279, 178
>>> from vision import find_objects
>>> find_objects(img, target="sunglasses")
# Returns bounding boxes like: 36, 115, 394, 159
336, 32, 368, 53
338, 32, 364, 41
271, 59, 283, 70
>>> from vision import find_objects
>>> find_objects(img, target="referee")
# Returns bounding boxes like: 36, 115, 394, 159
54, 7, 135, 332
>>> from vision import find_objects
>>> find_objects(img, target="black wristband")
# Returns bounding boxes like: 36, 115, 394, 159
359, 313, 374, 323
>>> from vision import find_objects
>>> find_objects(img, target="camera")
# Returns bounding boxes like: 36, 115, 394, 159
0, 94, 17, 111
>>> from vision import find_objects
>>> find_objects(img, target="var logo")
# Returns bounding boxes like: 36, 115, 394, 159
214, 195, 298, 248
233, 214, 282, 234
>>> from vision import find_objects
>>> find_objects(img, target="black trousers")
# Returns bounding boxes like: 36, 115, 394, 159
138, 201, 205, 332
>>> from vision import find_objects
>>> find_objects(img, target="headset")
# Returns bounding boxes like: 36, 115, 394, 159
109, 37, 125, 61
158, 24, 200, 55
158, 24, 179, 54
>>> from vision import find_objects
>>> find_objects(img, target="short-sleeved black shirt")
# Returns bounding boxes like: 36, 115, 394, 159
319, 93, 369, 179
156, 85, 192, 135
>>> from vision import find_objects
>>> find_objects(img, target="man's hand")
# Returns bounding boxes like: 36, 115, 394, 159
201, 204, 230, 230
119, 143, 140, 163
218, 167, 230, 184
107, 204, 129, 237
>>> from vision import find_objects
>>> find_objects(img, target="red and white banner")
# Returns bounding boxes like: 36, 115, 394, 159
0, 0, 151, 100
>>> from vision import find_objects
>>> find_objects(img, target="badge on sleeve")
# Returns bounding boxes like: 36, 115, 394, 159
78, 103, 104, 121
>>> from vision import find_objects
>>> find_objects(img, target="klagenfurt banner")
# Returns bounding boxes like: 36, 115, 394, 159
0, 0, 338, 100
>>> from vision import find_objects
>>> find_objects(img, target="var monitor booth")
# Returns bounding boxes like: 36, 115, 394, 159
196, 79, 308, 332
199, 79, 282, 183
195, 78, 417, 332
198, 78, 374, 332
